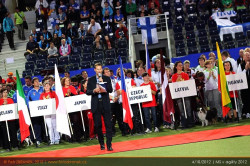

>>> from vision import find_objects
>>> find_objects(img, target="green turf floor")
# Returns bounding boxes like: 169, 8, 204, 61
96, 136, 250, 157
0, 119, 250, 157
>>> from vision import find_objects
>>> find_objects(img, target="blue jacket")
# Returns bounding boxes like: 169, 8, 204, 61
23, 85, 33, 97
3, 17, 14, 32
26, 87, 43, 107
12, 91, 17, 103
102, 6, 113, 16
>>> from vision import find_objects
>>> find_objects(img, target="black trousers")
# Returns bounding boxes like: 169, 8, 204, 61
69, 112, 84, 141
93, 100, 112, 147
111, 103, 124, 134
6, 31, 14, 48
0, 120, 18, 149
30, 117, 42, 142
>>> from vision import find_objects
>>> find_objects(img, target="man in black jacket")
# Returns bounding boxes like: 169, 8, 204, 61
86, 63, 113, 151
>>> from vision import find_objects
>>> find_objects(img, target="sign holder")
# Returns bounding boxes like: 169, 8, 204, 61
182, 97, 187, 119
5, 120, 12, 151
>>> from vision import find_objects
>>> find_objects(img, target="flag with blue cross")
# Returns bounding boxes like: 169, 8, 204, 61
138, 16, 158, 45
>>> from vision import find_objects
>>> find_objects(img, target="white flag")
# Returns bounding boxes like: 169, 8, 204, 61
139, 16, 158, 44
55, 64, 71, 137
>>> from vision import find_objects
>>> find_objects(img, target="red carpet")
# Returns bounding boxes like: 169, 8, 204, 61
12, 125, 250, 157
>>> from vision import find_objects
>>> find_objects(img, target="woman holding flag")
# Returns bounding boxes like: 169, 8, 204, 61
172, 61, 194, 129
0, 88, 18, 151
40, 81, 60, 145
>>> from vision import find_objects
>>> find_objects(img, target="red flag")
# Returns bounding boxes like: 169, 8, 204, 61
160, 54, 175, 123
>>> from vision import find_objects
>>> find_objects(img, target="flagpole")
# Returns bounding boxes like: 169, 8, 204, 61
182, 97, 187, 119
138, 103, 145, 132
5, 120, 12, 151
233, 90, 238, 113
43, 116, 50, 145
80, 111, 87, 141
164, 13, 172, 62
67, 113, 74, 136
29, 119, 38, 147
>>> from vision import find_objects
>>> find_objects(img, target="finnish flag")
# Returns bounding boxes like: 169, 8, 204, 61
139, 16, 158, 45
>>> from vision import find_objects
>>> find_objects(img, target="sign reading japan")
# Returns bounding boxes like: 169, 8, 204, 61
0, 104, 18, 122
65, 94, 91, 113
226, 73, 248, 91
211, 10, 237, 20
29, 99, 56, 117
128, 85, 152, 104
169, 79, 197, 99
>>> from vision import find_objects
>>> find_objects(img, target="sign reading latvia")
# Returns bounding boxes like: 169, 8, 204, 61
128, 85, 152, 104
0, 104, 18, 121
169, 79, 197, 99
226, 73, 248, 91
29, 99, 56, 117
65, 94, 91, 113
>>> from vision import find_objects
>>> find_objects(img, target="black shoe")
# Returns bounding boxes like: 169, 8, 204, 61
107, 146, 113, 151
100, 144, 105, 150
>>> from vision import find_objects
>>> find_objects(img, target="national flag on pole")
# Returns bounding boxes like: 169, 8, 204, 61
216, 42, 232, 117
54, 64, 71, 137
119, 56, 133, 129
145, 41, 151, 77
16, 70, 31, 142
160, 54, 175, 123
139, 16, 158, 44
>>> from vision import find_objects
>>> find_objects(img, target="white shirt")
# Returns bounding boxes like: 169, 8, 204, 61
87, 22, 101, 35
35, 0, 48, 9
116, 78, 134, 103
224, 57, 238, 73
110, 77, 117, 103
134, 77, 144, 87
151, 70, 161, 90
195, 65, 205, 73
203, 69, 218, 91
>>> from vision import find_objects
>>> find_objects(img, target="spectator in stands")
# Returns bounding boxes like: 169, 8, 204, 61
64, 71, 70, 78
209, 56, 218, 71
78, 23, 86, 39
103, 10, 113, 35
151, 59, 161, 89
126, 0, 137, 15
14, 7, 26, 40
148, 0, 160, 10
221, 51, 237, 72
38, 35, 49, 54
59, 39, 71, 57
0, 88, 18, 151
23, 75, 33, 97
101, 0, 113, 8
115, 22, 128, 40
95, 10, 102, 25
57, 8, 67, 26
42, 28, 52, 43
148, 2, 156, 15
70, 0, 80, 11
222, 0, 232, 9
52, 33, 61, 49
35, 0, 49, 10
237, 49, 244, 66
102, 1, 113, 16
0, 76, 5, 84
172, 61, 194, 129
114, 1, 123, 11
3, 12, 15, 50
31, 29, 39, 42
93, 35, 103, 50
0, 2, 7, 30
24, 35, 39, 58
141, 72, 158, 133
197, 0, 209, 12
35, 5, 46, 23
48, 42, 58, 58
90, 3, 99, 20
54, 24, 63, 37
6, 72, 16, 85
203, 60, 222, 119
67, 6, 78, 24
82, 0, 91, 9
183, 60, 195, 78
114, 9, 124, 26
6, 84, 15, 98
66, 23, 78, 40
104, 35, 114, 50
59, 0, 67, 12
195, 57, 206, 73
87, 18, 102, 38
80, 5, 90, 23
224, 61, 239, 122
81, 70, 88, 81
138, 5, 148, 17
207, 0, 224, 15
61, 33, 72, 45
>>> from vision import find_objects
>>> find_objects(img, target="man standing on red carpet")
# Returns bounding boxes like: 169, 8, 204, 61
87, 63, 113, 151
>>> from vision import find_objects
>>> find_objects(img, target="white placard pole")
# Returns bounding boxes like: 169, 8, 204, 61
138, 103, 144, 125
43, 116, 49, 145
67, 113, 74, 135
233, 90, 238, 113
5, 120, 11, 150
182, 98, 187, 119
80, 111, 85, 132
172, 113, 175, 122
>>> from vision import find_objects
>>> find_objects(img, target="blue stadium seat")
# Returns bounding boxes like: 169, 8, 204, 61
200, 45, 210, 53
34, 68, 43, 76
209, 28, 219, 36
94, 51, 104, 60
47, 58, 58, 67
82, 53, 92, 62
93, 59, 103, 65
187, 39, 196, 47
200, 13, 209, 21
36, 59, 46, 69
185, 22, 194, 32
186, 5, 197, 15
230, 16, 240, 24
84, 36, 94, 46
224, 41, 235, 49
199, 37, 209, 46
38, 52, 48, 61
175, 40, 185, 49
105, 58, 115, 65
117, 40, 128, 48
208, 20, 217, 29
59, 57, 69, 66
211, 35, 221, 44
196, 21, 206, 30
175, 8, 184, 17
241, 14, 250, 23
105, 49, 116, 58
162, 1, 171, 12
69, 63, 79, 71
174, 33, 184, 41
25, 62, 35, 72
83, 45, 92, 53
27, 54, 37, 62
237, 9, 247, 18
173, 24, 182, 33
186, 31, 195, 40
188, 15, 198, 24
176, 48, 186, 57
212, 42, 223, 51
237, 40, 248, 47
70, 54, 81, 64
188, 47, 198, 54
174, 2, 182, 8
235, 32, 246, 41
80, 61, 91, 69
223, 34, 233, 42
198, 30, 207, 38
176, 16, 185, 25
117, 48, 127, 57
22, 70, 32, 78
72, 46, 82, 55
73, 38, 83, 47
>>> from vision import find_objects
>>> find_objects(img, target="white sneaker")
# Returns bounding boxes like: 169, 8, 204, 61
54, 141, 60, 145
247, 113, 250, 118
145, 128, 152, 133
154, 127, 159, 132
36, 141, 41, 146
163, 125, 167, 129
50, 142, 55, 145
